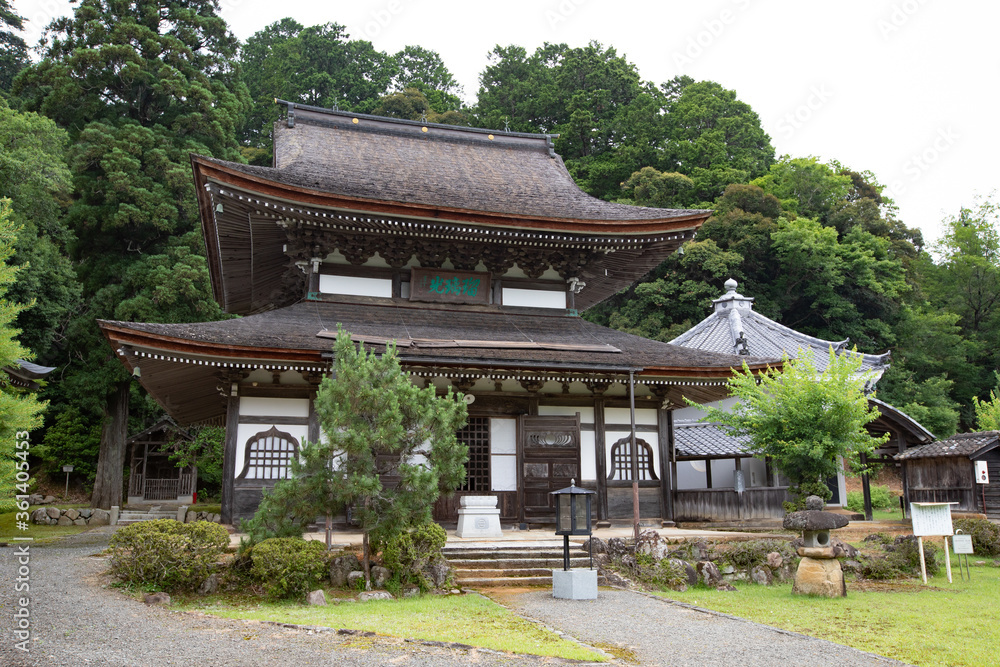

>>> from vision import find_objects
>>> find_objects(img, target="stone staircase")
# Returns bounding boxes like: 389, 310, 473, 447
117, 506, 180, 525
444, 542, 603, 587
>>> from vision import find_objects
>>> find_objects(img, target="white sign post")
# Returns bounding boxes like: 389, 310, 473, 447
953, 530, 974, 580
910, 502, 956, 584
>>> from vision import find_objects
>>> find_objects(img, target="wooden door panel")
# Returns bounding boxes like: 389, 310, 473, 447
519, 414, 581, 523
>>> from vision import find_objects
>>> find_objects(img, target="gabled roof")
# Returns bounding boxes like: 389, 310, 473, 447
895, 431, 1000, 460
670, 279, 890, 380
674, 422, 752, 458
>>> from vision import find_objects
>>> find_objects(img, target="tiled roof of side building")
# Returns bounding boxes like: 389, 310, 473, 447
674, 422, 753, 458
201, 103, 710, 226
670, 279, 890, 377
895, 431, 1000, 460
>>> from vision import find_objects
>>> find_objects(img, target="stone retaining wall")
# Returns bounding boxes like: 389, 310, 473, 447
30, 507, 110, 526
184, 510, 222, 524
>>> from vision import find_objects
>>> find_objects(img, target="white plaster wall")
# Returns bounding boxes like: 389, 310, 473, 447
671, 396, 740, 422
580, 431, 597, 481
319, 274, 392, 298
743, 457, 769, 487
605, 407, 658, 426
238, 397, 310, 418
233, 423, 309, 480
676, 460, 707, 489
537, 406, 594, 422
711, 458, 737, 488
490, 418, 516, 491
501, 287, 566, 309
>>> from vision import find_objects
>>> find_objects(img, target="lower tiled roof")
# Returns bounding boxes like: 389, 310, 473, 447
895, 431, 1000, 460
674, 422, 752, 458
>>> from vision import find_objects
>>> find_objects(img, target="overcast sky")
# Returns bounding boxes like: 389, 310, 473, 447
16, 0, 1000, 245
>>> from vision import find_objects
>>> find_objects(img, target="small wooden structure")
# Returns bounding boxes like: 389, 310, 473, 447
126, 418, 197, 504
896, 431, 1000, 518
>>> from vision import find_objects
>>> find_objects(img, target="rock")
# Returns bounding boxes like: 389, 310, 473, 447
750, 565, 773, 585
402, 584, 420, 598
423, 561, 451, 588
371, 565, 390, 588
720, 565, 735, 575
45, 507, 60, 519
842, 559, 861, 573
805, 495, 825, 510
29, 494, 43, 505
30, 508, 48, 524
42, 496, 55, 504
186, 511, 197, 523
716, 583, 738, 591
581, 537, 608, 555
79, 509, 92, 519
330, 554, 362, 587
797, 546, 837, 559
198, 574, 219, 595
602, 570, 630, 588
449, 588, 461, 595
306, 589, 327, 605
89, 509, 110, 526
783, 510, 850, 532
691, 541, 710, 561
636, 530, 670, 560
73, 518, 86, 526
684, 563, 698, 586
766, 552, 783, 568
346, 571, 365, 589
65, 509, 80, 520
792, 557, 846, 597
606, 537, 631, 560
359, 591, 393, 602
57, 516, 73, 526
144, 592, 171, 605
697, 561, 722, 587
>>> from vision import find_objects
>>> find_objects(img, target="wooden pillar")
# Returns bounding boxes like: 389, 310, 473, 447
898, 432, 910, 518
221, 393, 241, 525
860, 451, 873, 521
657, 407, 674, 522
594, 396, 608, 521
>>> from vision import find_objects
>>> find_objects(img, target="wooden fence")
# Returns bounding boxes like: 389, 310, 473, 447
674, 487, 791, 522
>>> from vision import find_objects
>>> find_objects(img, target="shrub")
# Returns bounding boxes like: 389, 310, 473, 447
380, 521, 449, 591
846, 485, 897, 513
631, 552, 688, 590
250, 537, 331, 600
724, 539, 796, 573
953, 517, 1000, 557
108, 519, 229, 592
858, 534, 939, 580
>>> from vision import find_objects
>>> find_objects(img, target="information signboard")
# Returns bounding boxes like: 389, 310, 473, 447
953, 534, 974, 554
910, 502, 955, 537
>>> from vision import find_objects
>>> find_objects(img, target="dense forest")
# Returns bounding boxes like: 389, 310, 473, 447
1, 0, 998, 499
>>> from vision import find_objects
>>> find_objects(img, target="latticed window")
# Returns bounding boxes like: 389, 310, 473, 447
237, 426, 299, 480
608, 436, 658, 481
458, 417, 490, 491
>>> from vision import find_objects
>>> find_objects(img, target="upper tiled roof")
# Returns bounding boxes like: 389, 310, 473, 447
207, 104, 709, 226
674, 422, 752, 458
895, 431, 1000, 460
670, 279, 890, 380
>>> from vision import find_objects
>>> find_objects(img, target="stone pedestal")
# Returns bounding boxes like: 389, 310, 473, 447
455, 496, 502, 538
552, 568, 598, 600
792, 556, 846, 597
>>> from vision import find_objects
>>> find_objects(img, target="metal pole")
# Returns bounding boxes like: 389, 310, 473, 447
563, 534, 570, 571
65, 472, 70, 498
629, 370, 640, 543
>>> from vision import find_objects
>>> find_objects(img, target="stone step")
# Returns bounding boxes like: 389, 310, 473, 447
442, 548, 587, 560
448, 557, 592, 570
455, 573, 607, 587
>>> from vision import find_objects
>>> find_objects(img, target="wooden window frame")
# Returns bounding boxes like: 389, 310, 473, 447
608, 436, 659, 482
236, 426, 299, 481
458, 416, 491, 492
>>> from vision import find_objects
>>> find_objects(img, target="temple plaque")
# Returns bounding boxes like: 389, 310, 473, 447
409, 267, 490, 305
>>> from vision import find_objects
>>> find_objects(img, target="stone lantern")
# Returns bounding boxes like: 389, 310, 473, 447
783, 495, 850, 597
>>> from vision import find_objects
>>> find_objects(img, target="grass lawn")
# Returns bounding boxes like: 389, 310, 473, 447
0, 505, 92, 542
657, 565, 1000, 666
177, 591, 605, 661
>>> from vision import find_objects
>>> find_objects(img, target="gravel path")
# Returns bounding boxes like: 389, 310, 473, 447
2, 529, 909, 666
0, 530, 549, 667
498, 588, 909, 666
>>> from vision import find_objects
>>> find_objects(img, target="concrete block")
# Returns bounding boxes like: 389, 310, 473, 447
552, 568, 598, 600
455, 495, 502, 538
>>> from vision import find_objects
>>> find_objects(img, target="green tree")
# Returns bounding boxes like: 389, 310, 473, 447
390, 45, 463, 113
0, 199, 46, 511
312, 329, 468, 584
239, 19, 397, 150
14, 0, 246, 509
0, 0, 28, 93
973, 376, 1000, 432
699, 349, 888, 506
